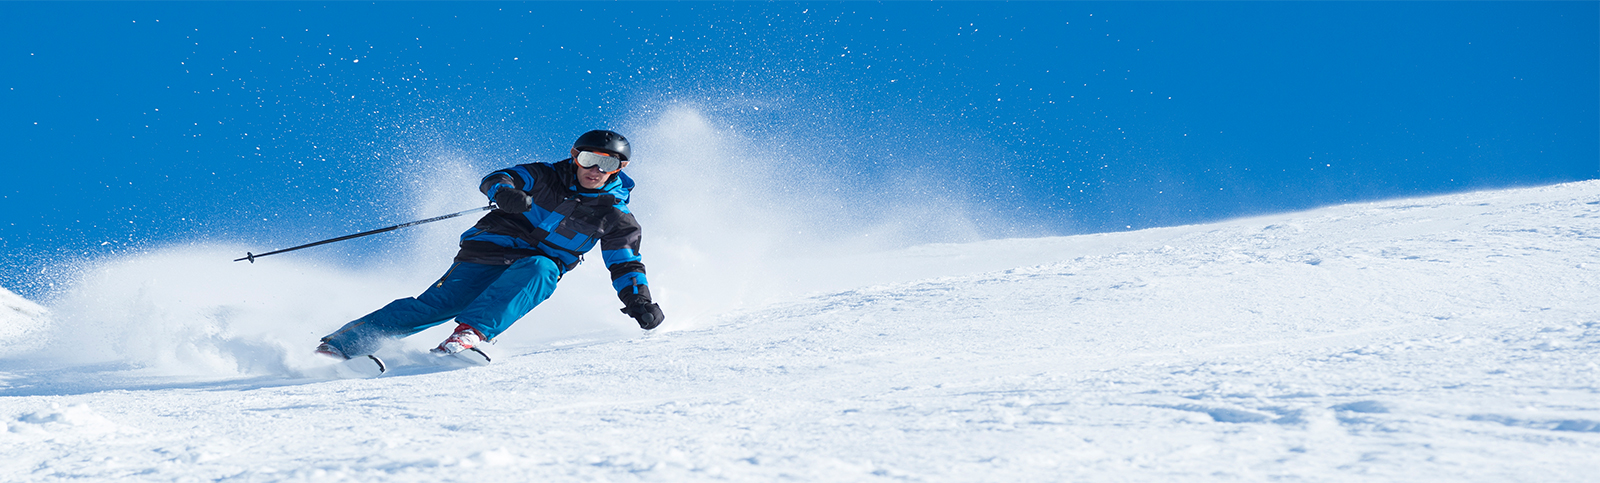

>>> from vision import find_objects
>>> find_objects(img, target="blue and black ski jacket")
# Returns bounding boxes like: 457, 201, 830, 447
456, 159, 652, 306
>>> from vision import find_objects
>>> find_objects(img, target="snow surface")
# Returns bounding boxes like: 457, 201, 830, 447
2, 181, 1599, 481
0, 289, 47, 347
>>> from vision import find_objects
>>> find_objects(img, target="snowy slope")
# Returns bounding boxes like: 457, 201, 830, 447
2, 181, 1599, 481
0, 287, 47, 355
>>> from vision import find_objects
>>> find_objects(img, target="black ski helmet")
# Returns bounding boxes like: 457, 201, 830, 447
573, 130, 631, 161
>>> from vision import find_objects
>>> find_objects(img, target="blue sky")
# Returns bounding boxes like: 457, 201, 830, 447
2, 2, 1595, 297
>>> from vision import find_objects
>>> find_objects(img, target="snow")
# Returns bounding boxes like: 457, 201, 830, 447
0, 286, 47, 349
2, 181, 1599, 481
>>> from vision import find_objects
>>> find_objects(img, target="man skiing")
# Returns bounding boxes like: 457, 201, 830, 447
314, 130, 664, 365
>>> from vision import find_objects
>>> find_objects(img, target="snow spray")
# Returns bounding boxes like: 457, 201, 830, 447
11, 104, 986, 379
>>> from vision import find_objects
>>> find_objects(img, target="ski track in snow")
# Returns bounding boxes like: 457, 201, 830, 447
2, 182, 1599, 481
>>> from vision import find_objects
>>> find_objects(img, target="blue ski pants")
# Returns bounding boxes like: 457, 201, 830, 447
320, 256, 561, 357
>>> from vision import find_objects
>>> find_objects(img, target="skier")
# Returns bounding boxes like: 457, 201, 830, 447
314, 130, 664, 364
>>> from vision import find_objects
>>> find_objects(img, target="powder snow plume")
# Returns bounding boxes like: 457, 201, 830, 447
1, 105, 988, 378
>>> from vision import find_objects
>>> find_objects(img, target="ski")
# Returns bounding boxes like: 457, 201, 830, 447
330, 354, 387, 378
432, 347, 492, 366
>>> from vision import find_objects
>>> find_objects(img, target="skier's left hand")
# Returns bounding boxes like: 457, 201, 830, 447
621, 303, 665, 330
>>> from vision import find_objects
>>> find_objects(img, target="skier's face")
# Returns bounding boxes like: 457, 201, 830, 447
571, 148, 626, 189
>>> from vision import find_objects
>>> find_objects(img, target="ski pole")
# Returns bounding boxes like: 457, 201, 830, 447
234, 205, 493, 263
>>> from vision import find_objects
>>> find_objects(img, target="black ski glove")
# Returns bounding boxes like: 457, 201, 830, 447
493, 187, 533, 213
621, 303, 665, 330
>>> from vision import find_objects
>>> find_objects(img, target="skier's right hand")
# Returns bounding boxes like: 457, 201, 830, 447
493, 187, 533, 213
622, 303, 665, 330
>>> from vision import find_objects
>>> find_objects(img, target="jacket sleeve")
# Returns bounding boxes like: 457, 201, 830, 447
481, 163, 545, 200
600, 210, 651, 307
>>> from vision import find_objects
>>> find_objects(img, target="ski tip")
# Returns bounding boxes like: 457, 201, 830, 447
366, 354, 388, 374
330, 354, 387, 378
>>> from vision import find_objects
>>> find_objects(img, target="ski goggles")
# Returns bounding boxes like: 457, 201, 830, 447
575, 150, 623, 174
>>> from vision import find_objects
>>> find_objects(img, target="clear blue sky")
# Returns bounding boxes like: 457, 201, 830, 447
3, 2, 1596, 297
